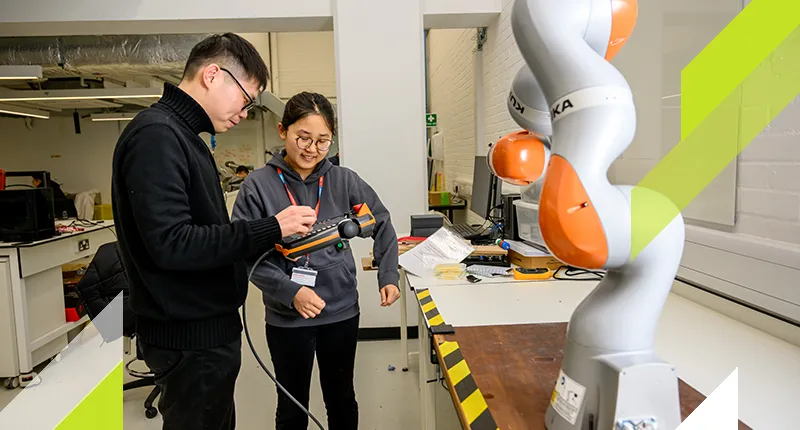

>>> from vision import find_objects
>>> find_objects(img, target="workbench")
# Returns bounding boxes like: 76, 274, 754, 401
408, 272, 800, 430
0, 221, 116, 388
361, 240, 509, 372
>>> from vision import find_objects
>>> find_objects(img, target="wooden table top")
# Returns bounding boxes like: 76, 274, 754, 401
433, 323, 751, 430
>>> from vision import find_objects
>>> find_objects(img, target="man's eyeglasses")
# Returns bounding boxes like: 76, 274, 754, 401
296, 136, 333, 152
220, 67, 256, 112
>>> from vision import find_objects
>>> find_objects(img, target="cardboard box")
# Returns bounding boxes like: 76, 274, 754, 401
508, 249, 562, 270
428, 191, 451, 206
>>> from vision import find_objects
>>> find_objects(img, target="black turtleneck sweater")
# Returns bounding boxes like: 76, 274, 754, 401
111, 82, 282, 350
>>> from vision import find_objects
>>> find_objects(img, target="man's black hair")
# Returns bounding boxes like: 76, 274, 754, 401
182, 33, 270, 92
235, 165, 250, 174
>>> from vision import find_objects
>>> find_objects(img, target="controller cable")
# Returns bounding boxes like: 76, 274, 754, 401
243, 248, 328, 430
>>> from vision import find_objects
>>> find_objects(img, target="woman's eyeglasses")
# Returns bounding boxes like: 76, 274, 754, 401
220, 67, 256, 112
296, 136, 333, 152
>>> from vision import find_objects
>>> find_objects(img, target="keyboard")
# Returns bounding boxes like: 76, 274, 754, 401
449, 223, 483, 238
466, 264, 513, 278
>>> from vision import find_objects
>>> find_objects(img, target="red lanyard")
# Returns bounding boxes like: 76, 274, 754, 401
276, 168, 324, 216
276, 168, 324, 266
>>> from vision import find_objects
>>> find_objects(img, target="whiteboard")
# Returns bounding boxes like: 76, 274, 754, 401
660, 0, 741, 226
610, 0, 740, 227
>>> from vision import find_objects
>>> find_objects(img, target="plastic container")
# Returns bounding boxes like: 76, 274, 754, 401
434, 263, 467, 280
513, 199, 543, 245
93, 204, 113, 220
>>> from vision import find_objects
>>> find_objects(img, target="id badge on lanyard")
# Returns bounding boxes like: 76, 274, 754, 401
277, 168, 324, 286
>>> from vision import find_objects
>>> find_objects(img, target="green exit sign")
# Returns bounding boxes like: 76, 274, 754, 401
426, 113, 438, 127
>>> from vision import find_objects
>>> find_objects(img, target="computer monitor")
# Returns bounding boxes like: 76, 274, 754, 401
470, 156, 502, 220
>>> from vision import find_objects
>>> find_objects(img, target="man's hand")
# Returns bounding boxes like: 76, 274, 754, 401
276, 206, 317, 237
293, 287, 326, 319
380, 284, 401, 307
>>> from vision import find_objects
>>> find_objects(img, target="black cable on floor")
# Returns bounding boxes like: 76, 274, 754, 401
243, 249, 327, 430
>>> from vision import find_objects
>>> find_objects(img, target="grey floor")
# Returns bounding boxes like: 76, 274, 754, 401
0, 339, 420, 430
0, 291, 422, 429
123, 338, 420, 430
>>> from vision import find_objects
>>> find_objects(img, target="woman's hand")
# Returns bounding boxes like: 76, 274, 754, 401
293, 287, 326, 318
380, 284, 401, 307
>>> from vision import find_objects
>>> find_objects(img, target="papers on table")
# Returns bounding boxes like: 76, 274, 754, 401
398, 227, 474, 278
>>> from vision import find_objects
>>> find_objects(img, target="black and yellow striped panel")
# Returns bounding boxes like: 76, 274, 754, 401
438, 340, 499, 430
416, 288, 446, 327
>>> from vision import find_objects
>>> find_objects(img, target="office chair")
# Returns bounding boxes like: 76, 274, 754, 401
74, 242, 161, 419
123, 335, 161, 419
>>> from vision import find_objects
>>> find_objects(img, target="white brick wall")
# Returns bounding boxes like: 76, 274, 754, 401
427, 28, 480, 224
734, 97, 800, 244
275, 32, 337, 100
426, 0, 528, 226
482, 1, 524, 149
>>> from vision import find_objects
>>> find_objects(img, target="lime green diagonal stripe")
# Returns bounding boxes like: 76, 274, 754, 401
631, 8, 800, 259
55, 361, 123, 430
682, 0, 800, 138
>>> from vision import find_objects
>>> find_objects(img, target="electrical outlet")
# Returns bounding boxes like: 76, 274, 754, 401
78, 239, 90, 252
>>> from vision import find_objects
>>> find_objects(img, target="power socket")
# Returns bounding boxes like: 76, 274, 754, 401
78, 239, 89, 252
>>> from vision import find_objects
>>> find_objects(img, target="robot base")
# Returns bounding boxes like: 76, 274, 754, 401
544, 340, 681, 430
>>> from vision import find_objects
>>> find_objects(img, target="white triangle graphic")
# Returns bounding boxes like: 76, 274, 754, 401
677, 368, 739, 429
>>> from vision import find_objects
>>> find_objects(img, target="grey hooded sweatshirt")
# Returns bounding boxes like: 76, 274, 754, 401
231, 151, 399, 328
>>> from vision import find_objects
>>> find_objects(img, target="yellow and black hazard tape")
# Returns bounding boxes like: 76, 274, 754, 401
438, 340, 499, 430
416, 288, 499, 430
416, 288, 446, 327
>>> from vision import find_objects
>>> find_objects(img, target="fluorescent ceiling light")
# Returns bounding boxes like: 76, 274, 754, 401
91, 113, 137, 122
0, 65, 43, 80
0, 102, 50, 119
0, 87, 162, 102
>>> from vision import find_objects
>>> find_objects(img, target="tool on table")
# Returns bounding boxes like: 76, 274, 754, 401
512, 267, 552, 280
275, 203, 376, 260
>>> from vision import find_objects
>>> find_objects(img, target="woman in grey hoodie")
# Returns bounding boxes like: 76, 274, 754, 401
231, 91, 400, 430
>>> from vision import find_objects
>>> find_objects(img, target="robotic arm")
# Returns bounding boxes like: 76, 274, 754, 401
489, 1, 686, 429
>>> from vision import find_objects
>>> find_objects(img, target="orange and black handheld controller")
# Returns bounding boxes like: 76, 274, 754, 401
275, 203, 376, 260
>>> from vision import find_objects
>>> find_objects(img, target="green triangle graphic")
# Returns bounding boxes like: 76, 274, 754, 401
54, 361, 123, 430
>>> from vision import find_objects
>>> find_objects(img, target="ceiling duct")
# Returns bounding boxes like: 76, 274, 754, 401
0, 34, 209, 79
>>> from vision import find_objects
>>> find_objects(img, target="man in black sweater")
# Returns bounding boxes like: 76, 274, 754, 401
111, 33, 316, 429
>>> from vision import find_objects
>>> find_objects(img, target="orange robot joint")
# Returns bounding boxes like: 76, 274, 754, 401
539, 155, 609, 269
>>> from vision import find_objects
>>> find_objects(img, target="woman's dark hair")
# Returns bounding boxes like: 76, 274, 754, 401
280, 92, 337, 136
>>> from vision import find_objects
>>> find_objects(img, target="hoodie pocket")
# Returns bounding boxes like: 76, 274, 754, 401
313, 259, 359, 316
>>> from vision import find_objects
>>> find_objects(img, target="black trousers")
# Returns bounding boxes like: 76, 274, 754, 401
266, 313, 360, 430
137, 338, 242, 430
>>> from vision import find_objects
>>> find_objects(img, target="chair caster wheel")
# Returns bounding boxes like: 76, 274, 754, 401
4, 377, 19, 389
145, 407, 158, 419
